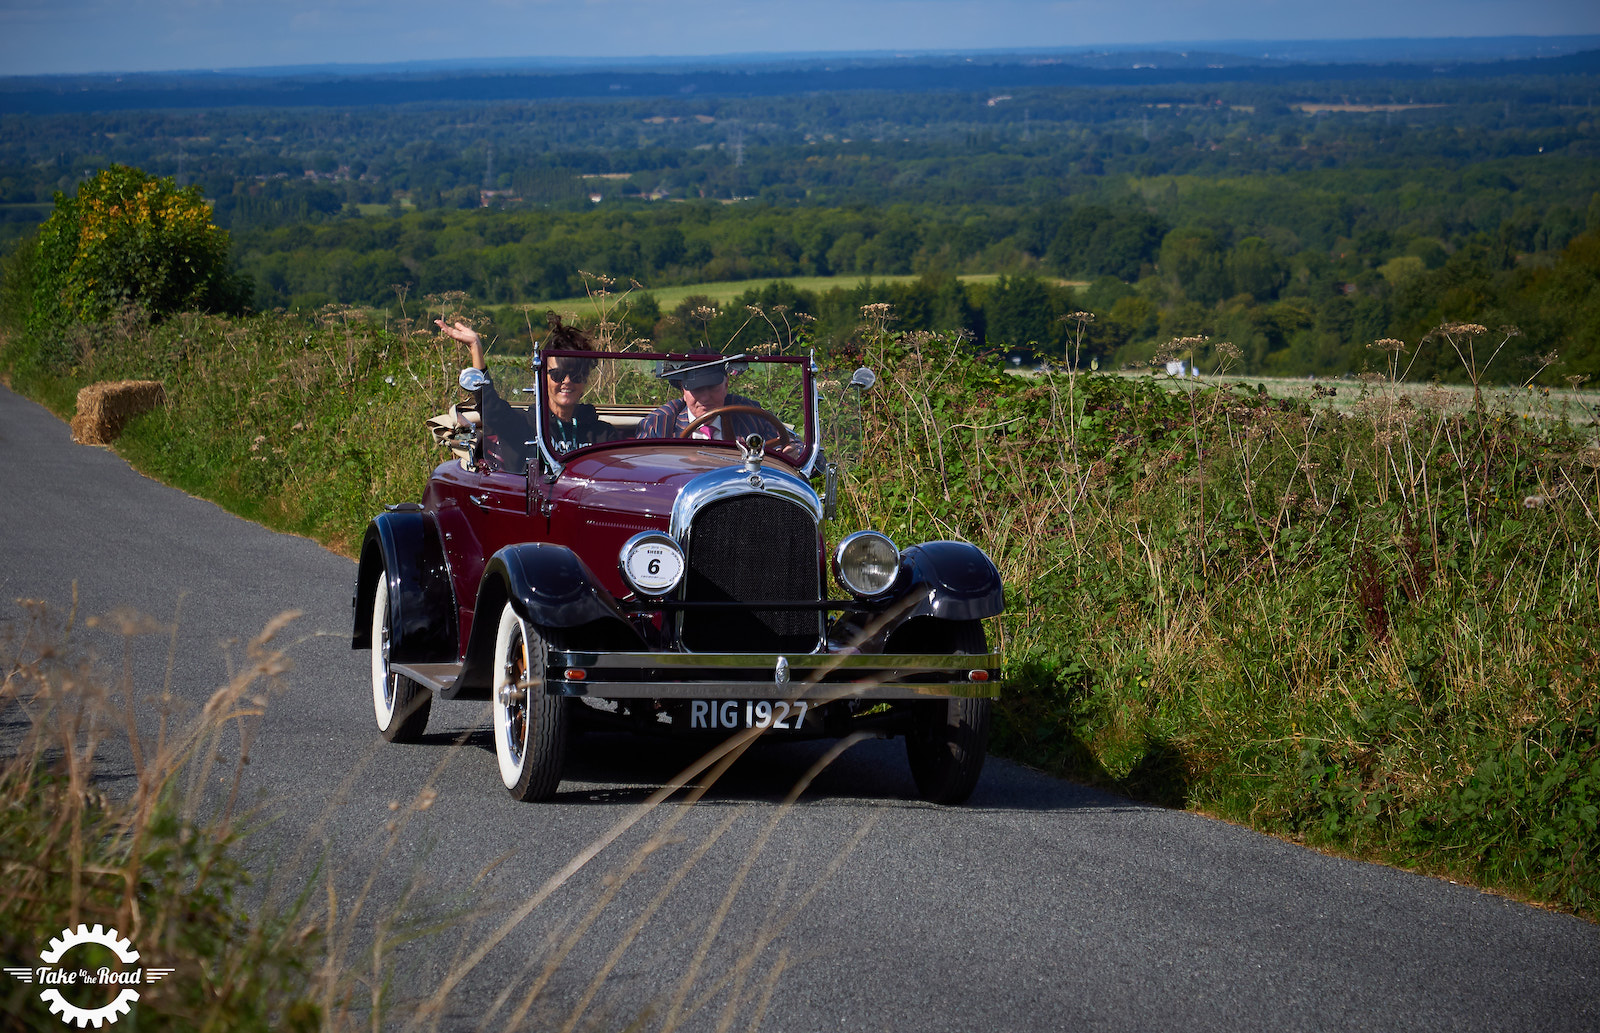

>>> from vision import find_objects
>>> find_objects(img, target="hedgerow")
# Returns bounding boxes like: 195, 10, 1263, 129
840, 316, 1600, 916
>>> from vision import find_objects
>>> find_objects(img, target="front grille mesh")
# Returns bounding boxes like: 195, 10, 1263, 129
681, 495, 821, 652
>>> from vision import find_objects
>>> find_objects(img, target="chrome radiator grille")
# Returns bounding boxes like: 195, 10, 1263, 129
680, 494, 821, 652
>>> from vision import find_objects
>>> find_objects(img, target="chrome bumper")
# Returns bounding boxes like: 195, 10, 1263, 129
390, 651, 1001, 701
547, 649, 1000, 700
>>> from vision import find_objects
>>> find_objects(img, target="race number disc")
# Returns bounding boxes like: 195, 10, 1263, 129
623, 539, 684, 595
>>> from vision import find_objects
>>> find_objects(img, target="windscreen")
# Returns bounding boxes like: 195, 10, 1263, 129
515, 351, 818, 469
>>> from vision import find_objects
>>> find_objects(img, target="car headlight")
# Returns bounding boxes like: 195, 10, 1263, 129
619, 532, 686, 598
834, 531, 900, 598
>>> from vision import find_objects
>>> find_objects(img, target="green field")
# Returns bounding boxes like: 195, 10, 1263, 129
534, 273, 1088, 317
1007, 370, 1600, 423
1228, 374, 1599, 421
353, 199, 416, 216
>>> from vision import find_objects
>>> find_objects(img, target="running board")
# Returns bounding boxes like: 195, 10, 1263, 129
391, 662, 462, 694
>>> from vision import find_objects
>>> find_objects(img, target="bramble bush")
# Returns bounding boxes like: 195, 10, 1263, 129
836, 315, 1600, 916
10, 164, 250, 375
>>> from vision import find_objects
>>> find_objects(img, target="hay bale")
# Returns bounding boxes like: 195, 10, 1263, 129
71, 380, 166, 445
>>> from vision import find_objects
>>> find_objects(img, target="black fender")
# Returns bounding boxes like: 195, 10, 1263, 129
454, 543, 643, 697
351, 509, 458, 664
893, 540, 1006, 624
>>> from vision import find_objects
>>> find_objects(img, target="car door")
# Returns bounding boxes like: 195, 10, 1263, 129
432, 459, 544, 656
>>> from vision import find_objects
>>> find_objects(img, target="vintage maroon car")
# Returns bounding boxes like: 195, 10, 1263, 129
352, 348, 1003, 803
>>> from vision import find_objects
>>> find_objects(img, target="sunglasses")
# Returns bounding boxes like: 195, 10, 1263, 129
547, 365, 590, 384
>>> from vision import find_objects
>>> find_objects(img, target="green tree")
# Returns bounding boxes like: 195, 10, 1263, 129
984, 274, 1054, 355
1160, 226, 1230, 306
1226, 237, 1287, 301
34, 165, 249, 329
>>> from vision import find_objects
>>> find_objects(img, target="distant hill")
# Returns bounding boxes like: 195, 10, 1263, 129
3, 39, 1599, 115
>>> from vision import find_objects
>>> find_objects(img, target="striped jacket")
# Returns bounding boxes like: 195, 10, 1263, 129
634, 393, 771, 440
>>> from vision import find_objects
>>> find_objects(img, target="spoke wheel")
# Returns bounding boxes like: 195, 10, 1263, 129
371, 574, 431, 742
492, 603, 567, 802
902, 620, 992, 805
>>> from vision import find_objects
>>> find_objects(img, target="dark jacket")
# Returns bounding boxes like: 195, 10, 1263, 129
477, 382, 618, 471
546, 403, 620, 453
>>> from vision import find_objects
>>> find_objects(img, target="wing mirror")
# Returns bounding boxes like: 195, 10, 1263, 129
458, 367, 489, 392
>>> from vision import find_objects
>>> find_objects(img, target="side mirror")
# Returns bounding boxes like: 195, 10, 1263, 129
458, 367, 489, 392
849, 367, 876, 392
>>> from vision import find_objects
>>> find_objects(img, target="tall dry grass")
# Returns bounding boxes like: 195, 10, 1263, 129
1, 594, 891, 1031
1, 596, 324, 1030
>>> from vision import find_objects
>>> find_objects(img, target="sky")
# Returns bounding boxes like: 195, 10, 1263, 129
2, 0, 1598, 77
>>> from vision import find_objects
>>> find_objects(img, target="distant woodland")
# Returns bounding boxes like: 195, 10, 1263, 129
3, 49, 1598, 378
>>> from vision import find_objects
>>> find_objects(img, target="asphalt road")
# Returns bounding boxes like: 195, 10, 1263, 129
2, 383, 1596, 1032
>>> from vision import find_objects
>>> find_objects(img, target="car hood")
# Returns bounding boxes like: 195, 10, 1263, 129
556, 445, 763, 523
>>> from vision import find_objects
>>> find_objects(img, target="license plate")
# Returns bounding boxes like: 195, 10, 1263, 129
688, 699, 811, 731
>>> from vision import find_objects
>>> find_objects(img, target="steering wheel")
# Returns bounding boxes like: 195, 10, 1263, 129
679, 405, 791, 448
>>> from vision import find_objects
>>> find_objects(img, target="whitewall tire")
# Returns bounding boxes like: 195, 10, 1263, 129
491, 602, 567, 801
371, 574, 432, 742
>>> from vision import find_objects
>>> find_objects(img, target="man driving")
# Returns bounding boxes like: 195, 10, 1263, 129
636, 357, 776, 440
